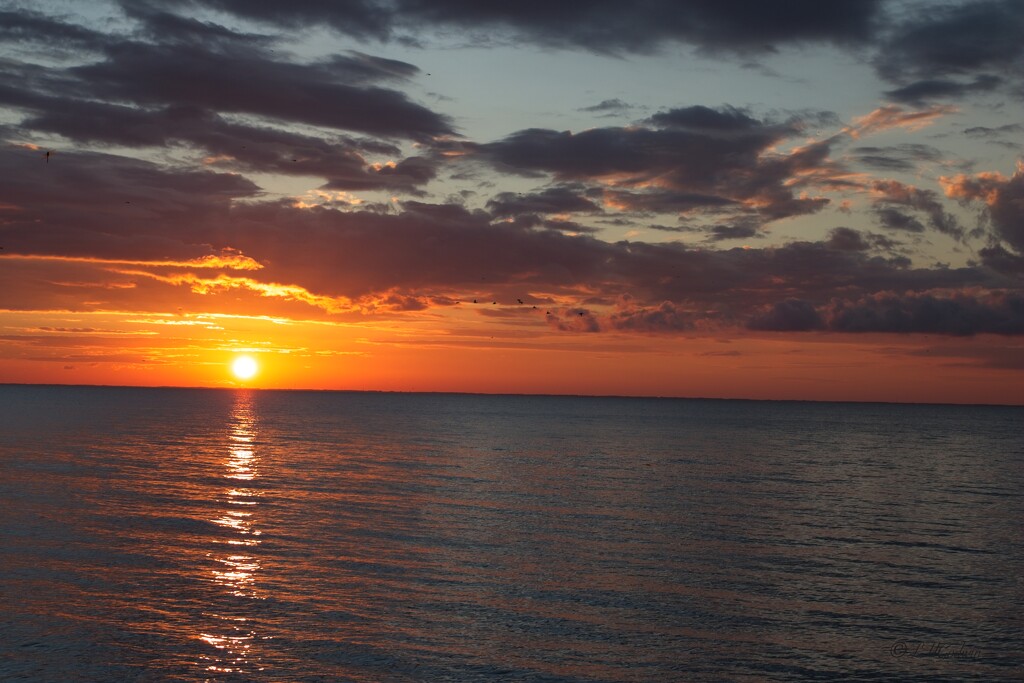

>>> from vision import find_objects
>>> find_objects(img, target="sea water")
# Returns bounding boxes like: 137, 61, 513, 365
1, 385, 1021, 681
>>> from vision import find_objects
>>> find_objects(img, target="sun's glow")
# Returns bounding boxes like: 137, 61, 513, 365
231, 355, 258, 380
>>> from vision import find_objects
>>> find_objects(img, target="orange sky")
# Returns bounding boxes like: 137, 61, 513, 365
2, 2, 1024, 404
1, 300, 1021, 404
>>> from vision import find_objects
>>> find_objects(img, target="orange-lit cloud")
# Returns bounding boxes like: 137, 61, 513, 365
1, 252, 263, 270
846, 105, 956, 138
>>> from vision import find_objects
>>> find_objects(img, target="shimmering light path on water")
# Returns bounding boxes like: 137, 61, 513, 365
1, 386, 1022, 681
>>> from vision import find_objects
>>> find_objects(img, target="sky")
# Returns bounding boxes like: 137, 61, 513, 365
0, 0, 1023, 403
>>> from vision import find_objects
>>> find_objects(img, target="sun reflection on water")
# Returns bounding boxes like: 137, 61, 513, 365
198, 390, 266, 674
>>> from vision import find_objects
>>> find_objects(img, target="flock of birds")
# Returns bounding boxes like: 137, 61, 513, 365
455, 296, 589, 317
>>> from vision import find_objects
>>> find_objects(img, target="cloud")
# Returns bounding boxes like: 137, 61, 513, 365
0, 8, 452, 144
579, 99, 633, 115
547, 308, 600, 333
884, 75, 1003, 105
978, 245, 1024, 275
0, 137, 982, 306
707, 223, 759, 241
828, 291, 1024, 336
13, 100, 438, 192
0, 145, 259, 261
3, 3, 1021, 346
871, 179, 963, 238
486, 186, 601, 217
3, 164, 1018, 336
647, 105, 764, 132
851, 143, 943, 172
875, 0, 1024, 95
474, 111, 838, 223
607, 300, 695, 333
0, 8, 111, 51
963, 124, 1023, 140
847, 105, 956, 138
747, 299, 823, 331
748, 291, 1024, 336
826, 227, 869, 252
874, 207, 925, 233
160, 0, 886, 54
941, 165, 1024, 252
74, 44, 451, 140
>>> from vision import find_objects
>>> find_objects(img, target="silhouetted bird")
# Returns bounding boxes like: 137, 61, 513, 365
517, 299, 523, 304
45, 151, 51, 163
578, 311, 585, 316
473, 299, 477, 304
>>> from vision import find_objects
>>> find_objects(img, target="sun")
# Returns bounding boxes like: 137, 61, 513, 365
231, 355, 259, 381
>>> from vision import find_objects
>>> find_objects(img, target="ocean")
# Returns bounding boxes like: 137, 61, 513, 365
1, 385, 1021, 681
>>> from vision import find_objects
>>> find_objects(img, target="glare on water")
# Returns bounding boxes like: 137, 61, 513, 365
200, 391, 264, 675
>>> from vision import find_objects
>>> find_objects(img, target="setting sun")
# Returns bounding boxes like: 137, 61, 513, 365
231, 355, 258, 381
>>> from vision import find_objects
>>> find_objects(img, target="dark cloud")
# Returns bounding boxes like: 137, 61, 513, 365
13, 99, 435, 192
3, 143, 1018, 337
124, 5, 276, 48
505, 214, 601, 234
826, 227, 870, 252
825, 227, 904, 255
747, 299, 823, 331
943, 167, 1024, 253
875, 207, 926, 233
579, 99, 632, 115
884, 75, 1003, 105
487, 187, 601, 217
540, 219, 599, 234
748, 291, 1024, 336
603, 189, 737, 214
475, 117, 837, 222
608, 301, 695, 333
0, 146, 260, 266
876, 0, 1024, 99
963, 123, 1023, 139
547, 309, 600, 333
0, 8, 110, 51
978, 245, 1024, 275
74, 43, 450, 140
852, 143, 943, 172
0, 143, 989, 303
0, 8, 451, 143
128, 0, 391, 37
708, 224, 759, 241
829, 292, 1024, 336
327, 156, 439, 192
871, 179, 963, 239
648, 105, 763, 132
161, 0, 885, 54
645, 224, 698, 233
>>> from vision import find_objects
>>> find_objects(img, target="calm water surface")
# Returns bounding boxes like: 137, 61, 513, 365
1, 386, 1022, 681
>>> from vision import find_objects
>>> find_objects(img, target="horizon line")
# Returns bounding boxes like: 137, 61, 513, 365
2, 381, 1021, 409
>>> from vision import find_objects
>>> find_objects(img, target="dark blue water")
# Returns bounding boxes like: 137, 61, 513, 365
1, 385, 1022, 681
